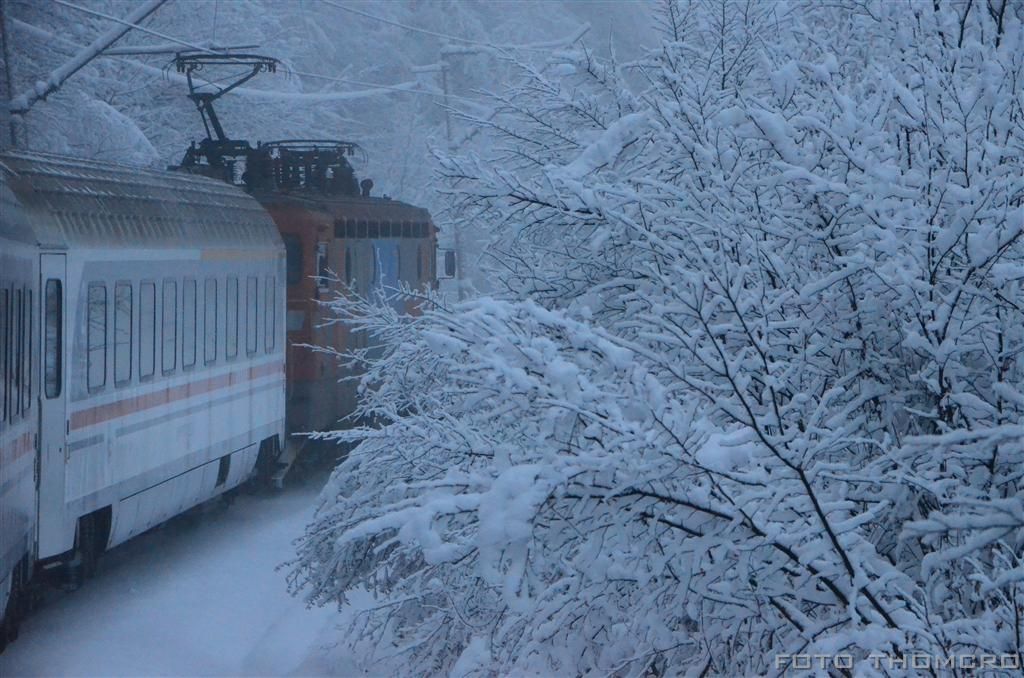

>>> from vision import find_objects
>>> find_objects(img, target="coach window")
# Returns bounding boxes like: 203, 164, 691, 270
162, 280, 177, 374
44, 280, 62, 398
246, 276, 258, 355
264, 276, 276, 352
11, 288, 22, 417
204, 278, 217, 364
140, 282, 156, 379
183, 279, 197, 368
86, 283, 106, 392
114, 283, 132, 385
23, 289, 32, 411
1, 288, 7, 419
226, 276, 238, 359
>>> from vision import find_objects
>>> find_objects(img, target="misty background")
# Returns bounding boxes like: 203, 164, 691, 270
1, 0, 653, 288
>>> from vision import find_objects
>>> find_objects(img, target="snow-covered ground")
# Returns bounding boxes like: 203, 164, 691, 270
0, 476, 353, 677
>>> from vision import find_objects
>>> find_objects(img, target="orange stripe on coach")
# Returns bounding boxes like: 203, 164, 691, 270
70, 362, 283, 431
0, 430, 34, 465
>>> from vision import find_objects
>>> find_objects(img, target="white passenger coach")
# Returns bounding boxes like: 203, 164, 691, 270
0, 162, 37, 649
0, 151, 286, 646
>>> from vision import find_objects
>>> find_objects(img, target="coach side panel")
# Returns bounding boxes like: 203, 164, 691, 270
0, 238, 38, 617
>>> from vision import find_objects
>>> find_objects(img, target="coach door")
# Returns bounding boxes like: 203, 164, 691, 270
37, 253, 66, 558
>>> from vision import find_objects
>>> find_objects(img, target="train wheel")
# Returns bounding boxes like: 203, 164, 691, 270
0, 562, 24, 653
0, 570, 11, 652
67, 511, 107, 589
77, 513, 102, 580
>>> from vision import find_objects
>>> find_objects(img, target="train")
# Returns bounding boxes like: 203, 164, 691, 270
233, 140, 438, 467
0, 143, 443, 649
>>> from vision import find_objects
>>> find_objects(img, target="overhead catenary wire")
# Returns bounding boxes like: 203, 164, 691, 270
7, 14, 486, 107
14, 0, 556, 112
318, 0, 590, 53
49, 0, 487, 105
51, 0, 214, 55
288, 68, 486, 107
51, 0, 483, 103
318, 0, 491, 48
12, 0, 592, 116
103, 42, 258, 56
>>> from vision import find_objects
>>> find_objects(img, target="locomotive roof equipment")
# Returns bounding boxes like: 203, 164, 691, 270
174, 51, 279, 179
245, 140, 365, 196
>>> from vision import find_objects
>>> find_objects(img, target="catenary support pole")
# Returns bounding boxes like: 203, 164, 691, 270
439, 52, 467, 300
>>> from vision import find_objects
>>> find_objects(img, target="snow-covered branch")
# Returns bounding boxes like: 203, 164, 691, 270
8, 0, 167, 115
292, 1, 1024, 674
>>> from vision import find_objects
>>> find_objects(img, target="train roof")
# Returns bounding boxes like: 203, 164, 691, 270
0, 162, 34, 245
252, 190, 434, 226
0, 151, 282, 251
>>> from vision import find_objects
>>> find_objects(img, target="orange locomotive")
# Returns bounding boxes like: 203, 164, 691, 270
244, 141, 438, 474
172, 53, 449, 478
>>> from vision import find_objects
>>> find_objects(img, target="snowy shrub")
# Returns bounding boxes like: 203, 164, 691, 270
292, 1, 1024, 674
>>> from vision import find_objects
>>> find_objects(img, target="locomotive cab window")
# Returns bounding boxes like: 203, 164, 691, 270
87, 283, 107, 391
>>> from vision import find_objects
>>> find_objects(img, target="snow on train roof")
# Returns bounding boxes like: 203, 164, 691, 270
0, 163, 35, 245
254, 189, 434, 225
0, 151, 282, 251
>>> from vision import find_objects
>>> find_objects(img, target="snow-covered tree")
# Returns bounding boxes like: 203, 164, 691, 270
291, 0, 1024, 674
